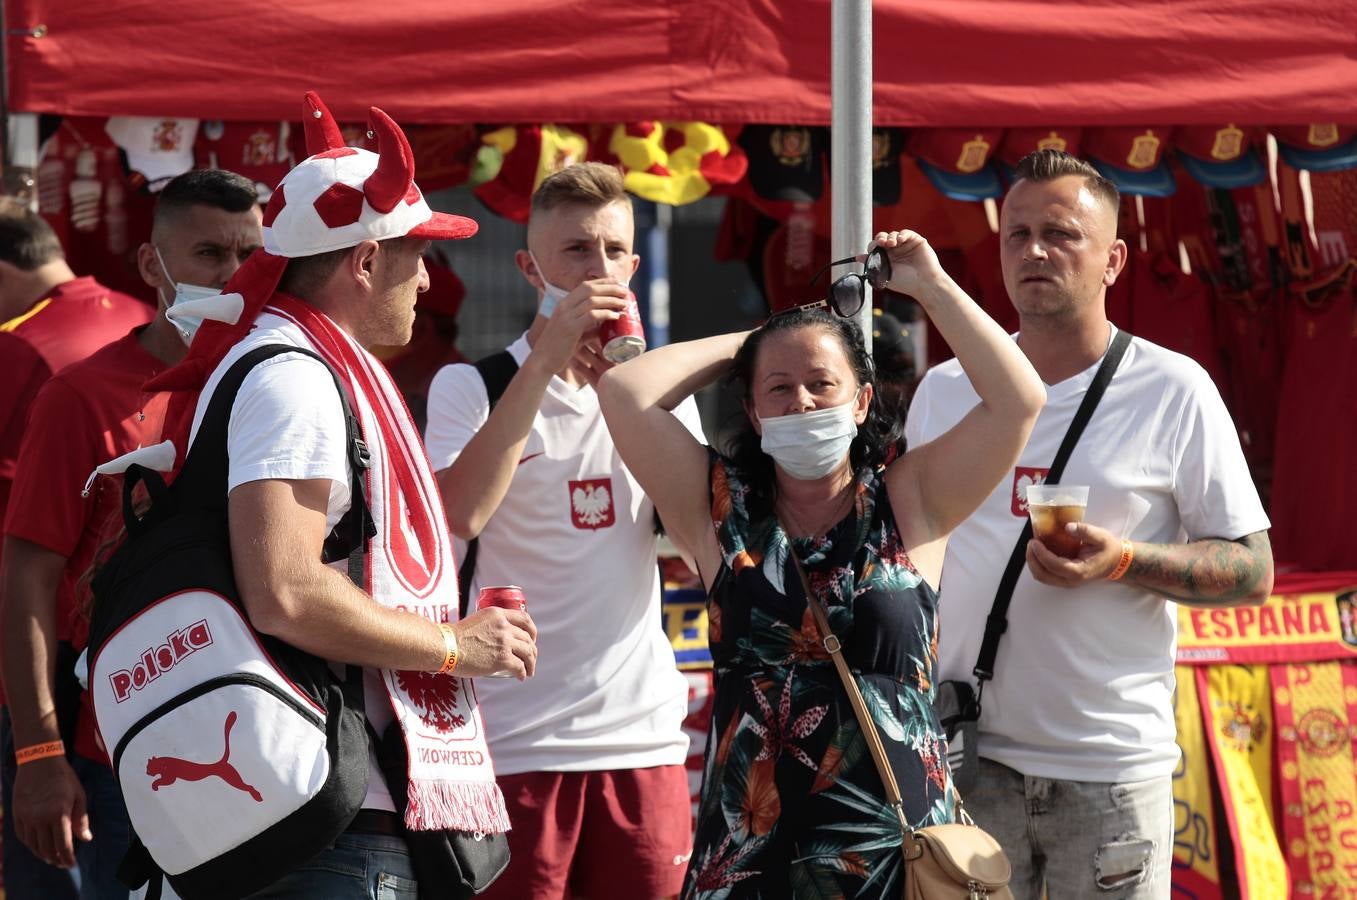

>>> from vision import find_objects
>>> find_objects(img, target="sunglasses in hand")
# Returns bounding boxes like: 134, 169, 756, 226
790, 247, 892, 319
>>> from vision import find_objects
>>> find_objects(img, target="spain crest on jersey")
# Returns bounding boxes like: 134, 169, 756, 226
1127, 130, 1161, 170
955, 135, 991, 174
1211, 125, 1245, 161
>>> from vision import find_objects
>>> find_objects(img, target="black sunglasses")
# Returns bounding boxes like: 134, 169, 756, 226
800, 247, 892, 319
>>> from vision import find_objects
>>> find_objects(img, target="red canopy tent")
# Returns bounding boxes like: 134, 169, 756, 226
6, 0, 1357, 126
6, 4, 1357, 897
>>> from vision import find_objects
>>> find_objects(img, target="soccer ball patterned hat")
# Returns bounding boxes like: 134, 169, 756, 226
260, 91, 478, 257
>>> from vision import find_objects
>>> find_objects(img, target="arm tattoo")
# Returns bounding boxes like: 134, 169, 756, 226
1126, 531, 1274, 606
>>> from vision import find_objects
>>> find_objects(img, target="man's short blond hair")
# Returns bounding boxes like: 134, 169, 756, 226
530, 162, 630, 216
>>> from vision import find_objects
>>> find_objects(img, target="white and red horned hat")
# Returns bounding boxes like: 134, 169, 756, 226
260, 91, 477, 257
146, 91, 480, 468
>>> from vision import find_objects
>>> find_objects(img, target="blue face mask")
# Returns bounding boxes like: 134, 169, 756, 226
154, 246, 220, 345
528, 251, 571, 318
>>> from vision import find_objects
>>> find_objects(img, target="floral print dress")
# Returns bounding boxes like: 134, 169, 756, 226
681, 454, 957, 900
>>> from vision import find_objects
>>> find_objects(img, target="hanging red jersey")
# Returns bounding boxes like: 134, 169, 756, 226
1308, 167, 1357, 272
1269, 282, 1357, 570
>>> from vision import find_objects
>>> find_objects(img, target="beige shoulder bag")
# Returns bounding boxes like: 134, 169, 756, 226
786, 547, 1014, 900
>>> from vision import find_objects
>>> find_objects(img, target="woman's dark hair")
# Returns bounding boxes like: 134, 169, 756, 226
722, 307, 902, 514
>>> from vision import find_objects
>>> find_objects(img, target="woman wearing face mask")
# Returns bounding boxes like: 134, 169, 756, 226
597, 229, 1045, 899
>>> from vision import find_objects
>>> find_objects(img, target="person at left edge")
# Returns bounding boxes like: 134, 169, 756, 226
0, 196, 151, 900
0, 170, 262, 897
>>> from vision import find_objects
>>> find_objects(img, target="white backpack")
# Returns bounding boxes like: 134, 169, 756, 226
86, 346, 375, 900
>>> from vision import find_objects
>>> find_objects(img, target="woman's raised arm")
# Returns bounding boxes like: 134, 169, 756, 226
879, 230, 1046, 542
597, 331, 749, 584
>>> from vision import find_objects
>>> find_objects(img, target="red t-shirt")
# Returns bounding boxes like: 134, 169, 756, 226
1121, 250, 1228, 397
1308, 168, 1357, 272
1269, 286, 1357, 571
1215, 288, 1284, 489
3, 328, 168, 760
0, 277, 152, 521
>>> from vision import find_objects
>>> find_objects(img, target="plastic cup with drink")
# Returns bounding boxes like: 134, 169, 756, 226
1025, 484, 1089, 559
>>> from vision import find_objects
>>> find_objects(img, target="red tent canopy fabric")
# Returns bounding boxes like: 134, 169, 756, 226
7, 0, 1356, 126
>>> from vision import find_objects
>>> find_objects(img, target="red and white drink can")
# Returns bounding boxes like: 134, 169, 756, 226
477, 585, 527, 612
599, 292, 646, 363
476, 586, 527, 678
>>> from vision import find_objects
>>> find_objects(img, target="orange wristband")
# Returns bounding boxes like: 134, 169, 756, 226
15, 740, 64, 765
437, 622, 459, 675
1107, 540, 1135, 581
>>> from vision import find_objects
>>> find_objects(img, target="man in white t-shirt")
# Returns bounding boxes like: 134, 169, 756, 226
425, 162, 698, 900
905, 150, 1273, 900
148, 94, 534, 899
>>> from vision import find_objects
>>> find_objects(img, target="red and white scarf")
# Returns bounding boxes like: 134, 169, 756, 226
147, 251, 508, 832
262, 295, 509, 833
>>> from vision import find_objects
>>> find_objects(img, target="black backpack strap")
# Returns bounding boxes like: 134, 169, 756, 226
972, 328, 1132, 689
322, 384, 376, 567
474, 350, 520, 404
116, 830, 161, 897
456, 350, 519, 615
161, 344, 375, 562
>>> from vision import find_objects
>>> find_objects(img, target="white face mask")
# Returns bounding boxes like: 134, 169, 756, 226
154, 246, 219, 345
528, 251, 571, 319
758, 397, 860, 481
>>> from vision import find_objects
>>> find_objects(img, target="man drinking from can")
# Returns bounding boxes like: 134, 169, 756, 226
425, 162, 704, 900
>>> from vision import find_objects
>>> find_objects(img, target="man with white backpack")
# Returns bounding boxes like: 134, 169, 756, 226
84, 93, 534, 900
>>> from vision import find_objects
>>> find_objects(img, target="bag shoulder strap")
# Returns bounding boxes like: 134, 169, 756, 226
786, 543, 911, 835
972, 327, 1132, 686
158, 344, 375, 564
474, 350, 520, 403
456, 350, 520, 614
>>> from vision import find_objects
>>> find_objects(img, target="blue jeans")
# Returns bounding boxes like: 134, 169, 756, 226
243, 833, 419, 900
1, 708, 131, 900
967, 757, 1173, 900
70, 754, 133, 900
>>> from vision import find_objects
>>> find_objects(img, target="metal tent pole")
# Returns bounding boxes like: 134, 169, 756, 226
1, 0, 11, 177
831, 0, 873, 351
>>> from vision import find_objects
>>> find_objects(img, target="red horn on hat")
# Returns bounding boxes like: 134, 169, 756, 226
302, 91, 345, 155
363, 107, 415, 214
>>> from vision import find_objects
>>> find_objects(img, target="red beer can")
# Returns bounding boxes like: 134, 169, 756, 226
599, 291, 646, 363
477, 585, 527, 612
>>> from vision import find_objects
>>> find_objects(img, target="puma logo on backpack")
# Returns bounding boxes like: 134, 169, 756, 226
147, 711, 262, 803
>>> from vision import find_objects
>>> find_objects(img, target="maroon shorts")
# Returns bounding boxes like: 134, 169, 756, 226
481, 764, 692, 900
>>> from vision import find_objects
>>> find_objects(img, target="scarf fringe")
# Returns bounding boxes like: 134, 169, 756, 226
405, 778, 513, 834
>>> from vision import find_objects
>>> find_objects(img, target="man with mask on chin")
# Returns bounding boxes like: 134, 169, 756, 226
0, 169, 260, 897
425, 162, 704, 900
138, 169, 263, 358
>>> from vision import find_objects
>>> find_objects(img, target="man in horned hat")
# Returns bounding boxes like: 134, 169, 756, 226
145, 92, 534, 896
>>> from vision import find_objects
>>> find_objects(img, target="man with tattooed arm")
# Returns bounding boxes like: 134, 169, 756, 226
905, 150, 1273, 900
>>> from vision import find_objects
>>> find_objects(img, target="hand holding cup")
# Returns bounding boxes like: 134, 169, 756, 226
1025, 484, 1088, 559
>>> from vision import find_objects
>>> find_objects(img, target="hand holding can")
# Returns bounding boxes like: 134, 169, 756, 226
599, 291, 646, 363
476, 586, 528, 677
